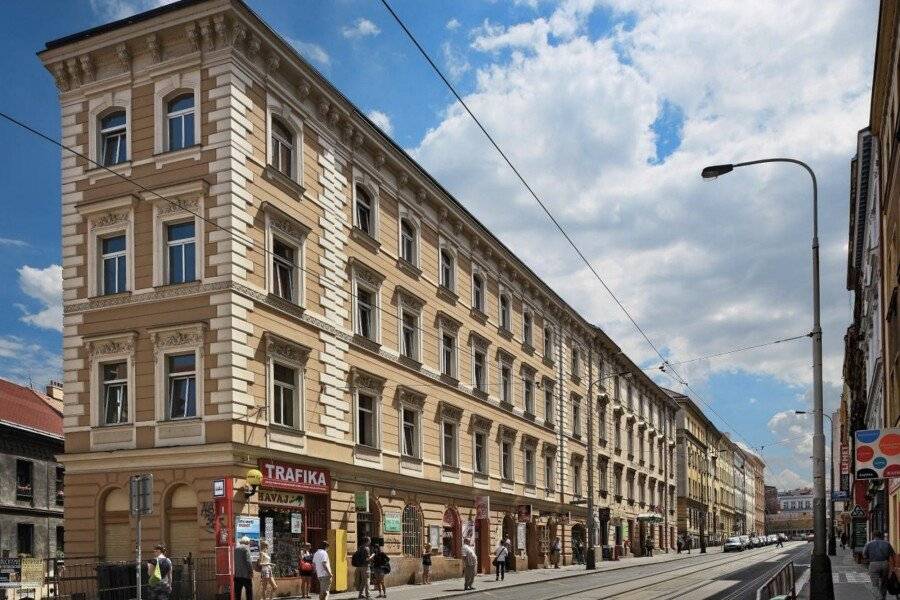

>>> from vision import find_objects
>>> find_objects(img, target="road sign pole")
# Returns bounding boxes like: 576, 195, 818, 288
136, 513, 142, 600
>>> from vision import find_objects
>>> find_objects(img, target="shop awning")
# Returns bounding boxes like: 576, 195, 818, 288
637, 512, 663, 523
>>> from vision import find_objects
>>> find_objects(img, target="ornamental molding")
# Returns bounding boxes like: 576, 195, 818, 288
86, 332, 137, 359
396, 385, 426, 409
89, 210, 130, 230
469, 414, 493, 431
265, 333, 310, 364
157, 196, 200, 217
542, 441, 557, 456
150, 323, 206, 358
116, 44, 131, 71
263, 203, 310, 243
350, 367, 386, 393
395, 286, 425, 311
146, 34, 161, 63
520, 433, 539, 449
498, 424, 517, 441
436, 310, 462, 332
438, 400, 464, 422
349, 258, 384, 288
469, 332, 490, 352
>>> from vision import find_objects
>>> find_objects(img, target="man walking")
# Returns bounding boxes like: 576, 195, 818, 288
313, 541, 333, 600
551, 537, 562, 568
863, 531, 895, 600
351, 537, 372, 599
233, 536, 253, 600
462, 538, 477, 591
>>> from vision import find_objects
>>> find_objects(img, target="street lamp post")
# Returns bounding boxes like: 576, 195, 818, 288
797, 410, 836, 556
702, 158, 833, 600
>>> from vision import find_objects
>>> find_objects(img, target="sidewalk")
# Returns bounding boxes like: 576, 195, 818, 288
797, 545, 875, 599
324, 547, 724, 600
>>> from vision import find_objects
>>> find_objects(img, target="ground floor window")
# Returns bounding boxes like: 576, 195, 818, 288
18, 523, 34, 556
260, 507, 303, 576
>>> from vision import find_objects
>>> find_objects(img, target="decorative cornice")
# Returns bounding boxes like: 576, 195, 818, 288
396, 385, 426, 408
438, 400, 464, 422
116, 44, 131, 72
265, 333, 310, 364
199, 18, 214, 52
520, 433, 539, 449
157, 197, 199, 217
350, 367, 386, 393
395, 285, 425, 311
470, 414, 493, 431
542, 441, 557, 455
498, 424, 517, 440
146, 34, 161, 63
469, 332, 490, 352
150, 323, 206, 359
89, 210, 130, 230
348, 257, 384, 287
436, 310, 462, 332
87, 332, 137, 359
186, 23, 200, 52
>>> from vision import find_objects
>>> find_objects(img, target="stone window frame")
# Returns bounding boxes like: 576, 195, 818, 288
571, 392, 583, 439
397, 205, 421, 269
397, 386, 426, 461
497, 349, 514, 406
150, 323, 206, 423
147, 181, 207, 288
542, 442, 557, 493
88, 88, 132, 171
153, 69, 201, 156
543, 320, 556, 362
265, 333, 310, 432
438, 240, 457, 293
396, 288, 424, 363
571, 453, 584, 499
498, 287, 512, 332
542, 377, 556, 426
263, 203, 309, 306
522, 305, 534, 348
469, 333, 490, 394
439, 401, 464, 470
351, 368, 386, 453
521, 434, 538, 488
499, 425, 517, 482
570, 341, 582, 380
437, 312, 461, 381
86, 332, 137, 428
352, 167, 381, 242
521, 364, 536, 417
83, 196, 136, 298
471, 265, 486, 313
266, 92, 305, 186
350, 260, 384, 344
470, 414, 492, 478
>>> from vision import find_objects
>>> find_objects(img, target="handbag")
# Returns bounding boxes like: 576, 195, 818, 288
148, 562, 162, 587
299, 560, 314, 575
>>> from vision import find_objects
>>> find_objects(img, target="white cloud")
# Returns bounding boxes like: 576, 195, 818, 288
0, 336, 62, 386
287, 39, 331, 69
442, 42, 471, 81
17, 265, 63, 332
88, 0, 175, 21
411, 0, 876, 399
446, 18, 461, 31
367, 110, 394, 135
749, 397, 757, 404
768, 468, 811, 490
342, 18, 381, 39
0, 237, 27, 247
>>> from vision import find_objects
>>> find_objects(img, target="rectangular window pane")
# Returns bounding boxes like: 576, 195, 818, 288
184, 113, 195, 147
169, 244, 184, 284
169, 116, 183, 151
183, 241, 196, 281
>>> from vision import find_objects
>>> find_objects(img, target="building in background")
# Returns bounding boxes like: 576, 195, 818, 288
764, 485, 780, 515
0, 378, 64, 558
747, 453, 766, 535
764, 488, 814, 539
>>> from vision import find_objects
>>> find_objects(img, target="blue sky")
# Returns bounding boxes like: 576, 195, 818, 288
0, 0, 878, 489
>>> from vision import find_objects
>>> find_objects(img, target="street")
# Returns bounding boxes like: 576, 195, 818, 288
453, 543, 808, 600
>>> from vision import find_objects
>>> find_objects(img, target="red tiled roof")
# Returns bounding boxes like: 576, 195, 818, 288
0, 378, 63, 438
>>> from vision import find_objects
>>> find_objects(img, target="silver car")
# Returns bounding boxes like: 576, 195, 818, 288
724, 536, 744, 552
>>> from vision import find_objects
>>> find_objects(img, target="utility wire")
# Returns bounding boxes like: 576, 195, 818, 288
664, 333, 811, 367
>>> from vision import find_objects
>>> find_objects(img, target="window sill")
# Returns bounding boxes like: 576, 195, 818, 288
628, 453, 635, 461
164, 416, 202, 424
543, 356, 555, 368
470, 307, 488, 324
523, 411, 536, 422
400, 454, 423, 465
396, 258, 421, 279
266, 292, 306, 317
97, 422, 134, 429
544, 419, 556, 430
155, 280, 201, 292
153, 145, 202, 169
521, 342, 535, 355
571, 374, 582, 386
599, 490, 608, 499
437, 285, 458, 305
572, 433, 582, 441
614, 495, 623, 503
270, 423, 304, 435
441, 464, 460, 474
598, 439, 608, 447
439, 373, 459, 387
350, 226, 381, 252
398, 355, 422, 370
639, 460, 645, 467
352, 334, 381, 352
614, 447, 622, 455
91, 290, 132, 301
499, 400, 515, 412
498, 326, 513, 340
87, 160, 133, 183
472, 388, 489, 401
354, 443, 382, 457
263, 165, 305, 200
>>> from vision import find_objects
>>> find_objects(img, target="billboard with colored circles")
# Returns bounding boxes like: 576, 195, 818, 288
855, 429, 900, 479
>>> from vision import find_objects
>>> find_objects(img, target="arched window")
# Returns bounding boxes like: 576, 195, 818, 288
400, 218, 416, 264
401, 504, 421, 556
167, 93, 195, 151
271, 117, 293, 177
101, 488, 131, 560
442, 507, 461, 558
100, 110, 127, 166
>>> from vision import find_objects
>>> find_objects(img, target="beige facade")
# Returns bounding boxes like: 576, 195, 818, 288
40, 0, 678, 589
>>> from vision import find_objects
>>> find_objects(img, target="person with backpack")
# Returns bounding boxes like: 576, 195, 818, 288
493, 540, 509, 581
147, 544, 173, 600
298, 543, 314, 599
370, 545, 390, 598
351, 538, 372, 599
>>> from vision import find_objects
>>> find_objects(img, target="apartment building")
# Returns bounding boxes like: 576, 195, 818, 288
38, 0, 677, 588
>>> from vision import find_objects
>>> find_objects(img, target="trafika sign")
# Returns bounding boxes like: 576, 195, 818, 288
258, 459, 330, 493
854, 429, 900, 479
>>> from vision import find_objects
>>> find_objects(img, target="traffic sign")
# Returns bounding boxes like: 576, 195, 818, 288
130, 473, 153, 516
849, 505, 866, 519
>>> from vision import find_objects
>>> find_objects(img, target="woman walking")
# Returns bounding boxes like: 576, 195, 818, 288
298, 543, 314, 599
258, 541, 277, 600
421, 543, 432, 585
494, 541, 509, 581
371, 545, 391, 598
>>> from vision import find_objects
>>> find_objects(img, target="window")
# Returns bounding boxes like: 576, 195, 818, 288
356, 288, 375, 340
599, 461, 608, 493
356, 186, 374, 235
649, 438, 655, 468
56, 526, 65, 555
574, 463, 583, 498
357, 392, 378, 448
166, 93, 195, 151
100, 110, 127, 166
401, 310, 419, 360
442, 420, 458, 468
102, 361, 128, 425
614, 467, 622, 496
572, 398, 582, 437
499, 294, 511, 330
501, 440, 513, 480
473, 349, 486, 392
571, 347, 581, 377
16, 460, 33, 502
544, 454, 555, 491
474, 431, 487, 475
272, 363, 297, 428
441, 334, 456, 378
544, 385, 555, 424
440, 249, 454, 290
614, 418, 622, 449
400, 219, 416, 264
523, 312, 533, 346
544, 325, 553, 358
100, 234, 127, 295
272, 238, 297, 300
627, 425, 634, 455
401, 504, 421, 556
524, 448, 535, 486
501, 363, 512, 404
17, 524, 34, 556
55, 467, 65, 506
402, 407, 419, 458
598, 404, 607, 440
271, 117, 293, 178
627, 472, 635, 500
166, 221, 196, 284
167, 353, 197, 419
638, 432, 645, 462
472, 273, 484, 312
523, 375, 534, 415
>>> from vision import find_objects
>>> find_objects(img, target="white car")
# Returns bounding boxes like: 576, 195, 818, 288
724, 536, 744, 552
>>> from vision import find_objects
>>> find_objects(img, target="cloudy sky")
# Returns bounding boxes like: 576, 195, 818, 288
0, 0, 878, 489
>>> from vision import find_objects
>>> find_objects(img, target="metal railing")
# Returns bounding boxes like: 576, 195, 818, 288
756, 560, 796, 600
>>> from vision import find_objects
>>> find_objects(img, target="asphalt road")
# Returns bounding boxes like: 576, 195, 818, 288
454, 542, 809, 600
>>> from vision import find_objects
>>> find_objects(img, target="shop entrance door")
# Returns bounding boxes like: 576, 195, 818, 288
571, 525, 586, 564
502, 514, 517, 571
305, 493, 328, 551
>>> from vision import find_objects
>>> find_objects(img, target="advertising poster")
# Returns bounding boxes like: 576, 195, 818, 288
384, 511, 402, 533
291, 512, 302, 534
516, 504, 532, 523
854, 428, 900, 479
516, 523, 527, 550
0, 558, 20, 588
475, 496, 490, 520
429, 525, 441, 549
236, 516, 261, 560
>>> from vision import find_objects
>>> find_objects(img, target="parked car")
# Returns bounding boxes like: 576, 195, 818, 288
749, 536, 761, 547
739, 535, 751, 548
768, 534, 779, 544
724, 536, 744, 552
806, 533, 815, 543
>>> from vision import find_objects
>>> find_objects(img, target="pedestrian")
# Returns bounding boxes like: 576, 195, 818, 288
462, 538, 477, 590
504, 537, 514, 573
840, 532, 848, 550
676, 536, 683, 554
421, 543, 432, 585
645, 536, 653, 558
370, 545, 390, 598
298, 543, 314, 599
775, 535, 784, 548
863, 531, 895, 600
312, 541, 332, 600
146, 544, 173, 600
351, 538, 372, 599
551, 537, 562, 568
686, 536, 692, 554
258, 540, 277, 600
494, 540, 509, 581
234, 536, 254, 600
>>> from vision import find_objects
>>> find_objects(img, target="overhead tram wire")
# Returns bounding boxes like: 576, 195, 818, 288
662, 333, 811, 367
379, 0, 770, 452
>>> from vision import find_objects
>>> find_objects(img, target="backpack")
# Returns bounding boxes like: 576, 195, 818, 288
381, 556, 391, 575
351, 550, 365, 568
